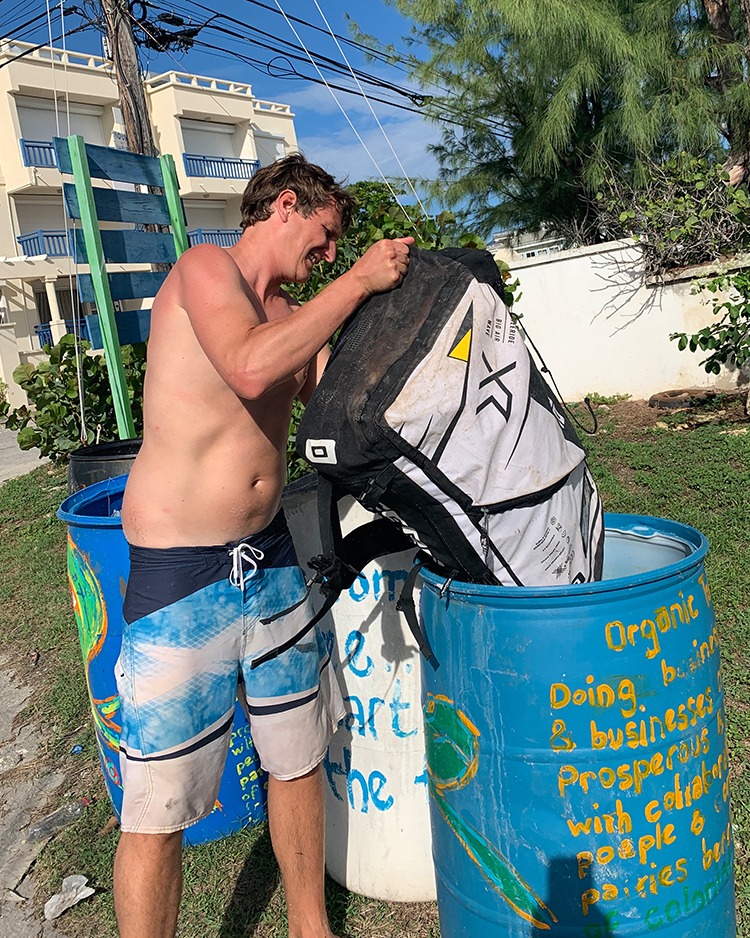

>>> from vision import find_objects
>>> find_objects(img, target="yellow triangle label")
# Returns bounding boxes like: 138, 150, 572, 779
448, 329, 472, 362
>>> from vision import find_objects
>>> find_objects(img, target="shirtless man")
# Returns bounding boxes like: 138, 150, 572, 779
114, 154, 412, 938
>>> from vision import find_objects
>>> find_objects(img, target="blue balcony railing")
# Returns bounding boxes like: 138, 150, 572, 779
20, 139, 57, 168
34, 319, 91, 350
183, 153, 260, 179
17, 230, 71, 257
187, 227, 242, 248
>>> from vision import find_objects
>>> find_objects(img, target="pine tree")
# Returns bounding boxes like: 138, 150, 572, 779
372, 0, 750, 241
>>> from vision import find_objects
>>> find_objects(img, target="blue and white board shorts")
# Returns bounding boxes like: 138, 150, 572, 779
116, 510, 344, 834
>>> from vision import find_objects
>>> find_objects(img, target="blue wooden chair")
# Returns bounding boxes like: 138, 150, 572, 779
53, 135, 189, 438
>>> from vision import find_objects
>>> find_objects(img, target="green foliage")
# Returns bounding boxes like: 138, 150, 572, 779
361, 1, 750, 242
0, 377, 7, 405
0, 334, 146, 462
585, 391, 632, 405
286, 398, 310, 484
597, 154, 750, 274
671, 270, 750, 374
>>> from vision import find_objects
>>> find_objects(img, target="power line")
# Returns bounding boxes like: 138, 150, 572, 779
149, 0, 512, 136
0, 0, 46, 29
142, 0, 426, 105
0, 9, 51, 37
0, 2, 513, 141
202, 24, 423, 101
0, 22, 91, 68
311, 0, 429, 217
187, 36, 455, 124
139, 0, 511, 137
270, 0, 413, 219
166, 0, 415, 74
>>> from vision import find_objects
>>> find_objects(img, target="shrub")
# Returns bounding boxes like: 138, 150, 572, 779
0, 334, 146, 462
671, 271, 750, 376
597, 155, 750, 276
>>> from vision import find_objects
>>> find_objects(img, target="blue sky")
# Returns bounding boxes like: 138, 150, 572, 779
6, 0, 442, 200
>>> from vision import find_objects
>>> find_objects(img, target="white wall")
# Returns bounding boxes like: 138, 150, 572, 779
14, 196, 68, 234
509, 240, 747, 401
182, 201, 229, 230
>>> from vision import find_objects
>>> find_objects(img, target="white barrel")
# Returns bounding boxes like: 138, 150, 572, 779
283, 476, 436, 902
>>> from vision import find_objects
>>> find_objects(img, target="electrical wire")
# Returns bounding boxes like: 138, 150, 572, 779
0, 9, 53, 38
186, 34, 510, 139
129, 9, 239, 125
189, 36, 418, 111
270, 0, 412, 218
311, 0, 429, 218
201, 21, 419, 101
0, 23, 90, 68
1, 2, 512, 140
142, 0, 512, 137
167, 0, 415, 74
139, 0, 426, 106
44, 0, 88, 442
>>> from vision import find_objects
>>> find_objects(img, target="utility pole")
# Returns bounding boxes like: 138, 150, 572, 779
100, 0, 157, 157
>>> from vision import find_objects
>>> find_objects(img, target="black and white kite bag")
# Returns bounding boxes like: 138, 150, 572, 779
297, 246, 604, 590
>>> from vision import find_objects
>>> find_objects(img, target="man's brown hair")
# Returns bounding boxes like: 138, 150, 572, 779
239, 153, 356, 232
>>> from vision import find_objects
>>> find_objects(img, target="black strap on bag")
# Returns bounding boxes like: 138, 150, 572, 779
250, 476, 415, 670
394, 555, 438, 669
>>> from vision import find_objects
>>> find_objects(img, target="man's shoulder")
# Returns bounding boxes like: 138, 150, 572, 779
178, 242, 238, 274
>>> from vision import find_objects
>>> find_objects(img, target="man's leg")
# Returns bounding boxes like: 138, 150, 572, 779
114, 830, 183, 938
268, 764, 337, 938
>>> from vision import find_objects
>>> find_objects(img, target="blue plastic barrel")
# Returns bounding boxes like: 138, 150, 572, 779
58, 475, 267, 846
419, 514, 735, 937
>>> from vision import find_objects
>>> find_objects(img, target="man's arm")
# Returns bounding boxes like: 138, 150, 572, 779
176, 238, 411, 400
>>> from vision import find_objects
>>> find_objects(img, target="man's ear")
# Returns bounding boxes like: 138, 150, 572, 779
276, 189, 298, 222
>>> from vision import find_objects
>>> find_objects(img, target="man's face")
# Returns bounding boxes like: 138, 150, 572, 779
288, 202, 342, 282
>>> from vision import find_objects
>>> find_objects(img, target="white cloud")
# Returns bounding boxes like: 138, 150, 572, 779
294, 97, 443, 199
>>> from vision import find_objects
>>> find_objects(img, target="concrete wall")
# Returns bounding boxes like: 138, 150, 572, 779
508, 239, 747, 401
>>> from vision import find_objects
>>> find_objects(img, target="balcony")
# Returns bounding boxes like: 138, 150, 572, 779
187, 228, 242, 248
18, 227, 244, 255
183, 153, 259, 179
20, 139, 57, 168
17, 230, 70, 257
34, 319, 90, 349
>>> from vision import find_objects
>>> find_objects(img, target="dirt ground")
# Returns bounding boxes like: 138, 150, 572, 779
0, 654, 71, 938
584, 388, 749, 438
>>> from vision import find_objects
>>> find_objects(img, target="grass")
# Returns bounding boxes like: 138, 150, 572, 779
0, 396, 748, 936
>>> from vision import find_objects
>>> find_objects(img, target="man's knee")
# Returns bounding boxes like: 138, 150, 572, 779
117, 829, 183, 859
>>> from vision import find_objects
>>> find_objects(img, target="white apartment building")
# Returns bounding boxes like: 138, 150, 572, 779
488, 229, 565, 264
0, 38, 298, 406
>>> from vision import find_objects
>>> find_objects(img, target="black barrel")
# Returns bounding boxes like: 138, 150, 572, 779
67, 439, 142, 493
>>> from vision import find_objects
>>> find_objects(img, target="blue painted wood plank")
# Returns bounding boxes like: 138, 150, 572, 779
77, 271, 168, 303
54, 136, 165, 187
63, 183, 171, 225
86, 309, 152, 349
72, 229, 177, 265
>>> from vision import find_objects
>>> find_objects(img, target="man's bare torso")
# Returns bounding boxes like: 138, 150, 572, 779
121, 250, 305, 548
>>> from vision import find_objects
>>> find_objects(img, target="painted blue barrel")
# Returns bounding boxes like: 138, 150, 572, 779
419, 514, 735, 937
58, 474, 267, 846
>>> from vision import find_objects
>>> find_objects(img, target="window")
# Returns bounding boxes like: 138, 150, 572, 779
34, 287, 77, 323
